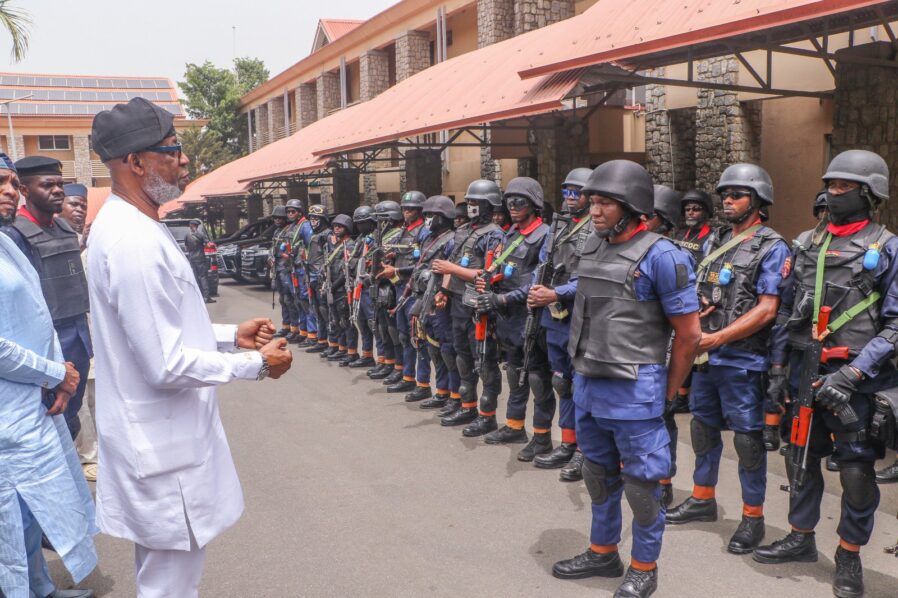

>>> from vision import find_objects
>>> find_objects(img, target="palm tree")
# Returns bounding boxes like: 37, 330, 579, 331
0, 0, 30, 62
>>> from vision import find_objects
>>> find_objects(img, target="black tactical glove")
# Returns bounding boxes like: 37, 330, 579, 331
475, 292, 504, 314
815, 365, 861, 412
764, 364, 788, 415
762, 425, 780, 452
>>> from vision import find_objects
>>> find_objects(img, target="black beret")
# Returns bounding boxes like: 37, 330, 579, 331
15, 156, 62, 177
63, 183, 88, 198
91, 97, 175, 162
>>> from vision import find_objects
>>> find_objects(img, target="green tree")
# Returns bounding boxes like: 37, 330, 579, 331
0, 0, 31, 62
180, 126, 230, 179
234, 57, 269, 95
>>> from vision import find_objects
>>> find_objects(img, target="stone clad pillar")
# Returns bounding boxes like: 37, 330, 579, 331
255, 103, 269, 147
395, 30, 431, 82
514, 0, 575, 35
295, 82, 318, 129
360, 50, 391, 203
316, 71, 341, 120
268, 97, 285, 141
73, 135, 92, 185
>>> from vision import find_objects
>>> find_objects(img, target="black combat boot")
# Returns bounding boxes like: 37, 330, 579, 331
366, 362, 387, 376
752, 531, 817, 564
484, 424, 528, 445
670, 392, 690, 414
660, 483, 673, 509
327, 350, 347, 361
560, 451, 584, 482
348, 355, 375, 368
613, 566, 658, 598
826, 455, 841, 472
368, 365, 392, 380
419, 393, 448, 409
382, 369, 403, 385
832, 546, 864, 598
876, 460, 898, 484
461, 414, 496, 436
441, 406, 477, 427
338, 353, 356, 367
762, 424, 780, 451
665, 496, 717, 524
387, 379, 416, 393
404, 386, 431, 402
534, 442, 576, 469
306, 342, 327, 353
285, 332, 300, 343
319, 346, 336, 358
273, 328, 290, 338
438, 398, 461, 417
551, 548, 624, 579
517, 432, 553, 462
727, 516, 765, 554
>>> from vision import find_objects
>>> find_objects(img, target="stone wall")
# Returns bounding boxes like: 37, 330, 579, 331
73, 135, 92, 185
316, 71, 341, 120
395, 30, 431, 82
296, 82, 317, 129
670, 108, 697, 192
268, 97, 285, 141
477, 0, 514, 47
831, 41, 898, 230
360, 50, 390, 101
255, 103, 269, 147
514, 0, 574, 35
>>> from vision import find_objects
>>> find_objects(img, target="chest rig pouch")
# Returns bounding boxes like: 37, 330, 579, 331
871, 387, 898, 450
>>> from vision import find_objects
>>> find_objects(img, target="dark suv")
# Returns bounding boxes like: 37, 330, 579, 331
215, 218, 277, 283
161, 218, 220, 297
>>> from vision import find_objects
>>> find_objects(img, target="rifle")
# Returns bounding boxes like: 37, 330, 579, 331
788, 305, 855, 496
350, 240, 367, 327
475, 249, 504, 374
519, 213, 569, 385
414, 272, 439, 348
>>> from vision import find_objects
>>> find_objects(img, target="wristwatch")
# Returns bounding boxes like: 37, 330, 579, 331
256, 356, 270, 380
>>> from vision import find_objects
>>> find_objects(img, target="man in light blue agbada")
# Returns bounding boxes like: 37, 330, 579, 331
0, 152, 97, 598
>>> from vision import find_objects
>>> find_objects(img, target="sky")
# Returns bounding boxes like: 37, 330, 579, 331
4, 0, 396, 95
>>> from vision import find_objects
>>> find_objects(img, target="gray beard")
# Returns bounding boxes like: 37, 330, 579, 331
685, 217, 702, 227
0, 212, 14, 226
144, 172, 182, 206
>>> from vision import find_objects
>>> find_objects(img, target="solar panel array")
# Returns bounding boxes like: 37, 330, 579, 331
0, 75, 171, 89
0, 89, 173, 102
2, 102, 182, 116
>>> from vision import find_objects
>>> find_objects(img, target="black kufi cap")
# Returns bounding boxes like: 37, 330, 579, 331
91, 97, 175, 162
15, 155, 62, 177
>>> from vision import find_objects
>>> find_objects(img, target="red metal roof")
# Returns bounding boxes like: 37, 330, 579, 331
319, 19, 365, 42
518, 0, 887, 79
236, 114, 340, 183
177, 159, 254, 202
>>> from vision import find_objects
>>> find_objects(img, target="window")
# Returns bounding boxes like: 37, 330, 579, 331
37, 135, 70, 151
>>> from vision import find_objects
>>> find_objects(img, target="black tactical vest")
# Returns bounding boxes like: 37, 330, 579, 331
307, 227, 331, 272
673, 224, 712, 264
696, 225, 784, 355
446, 221, 502, 296
551, 217, 592, 286
494, 222, 549, 293
390, 221, 425, 271
787, 222, 893, 355
13, 216, 89, 323
568, 230, 671, 380
410, 228, 454, 295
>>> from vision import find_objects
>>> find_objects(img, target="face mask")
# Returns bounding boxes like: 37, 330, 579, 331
467, 203, 480, 219
826, 188, 868, 225
424, 216, 434, 230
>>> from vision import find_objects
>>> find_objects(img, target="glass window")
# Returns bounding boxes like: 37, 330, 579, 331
82, 78, 98, 88
38, 135, 70, 150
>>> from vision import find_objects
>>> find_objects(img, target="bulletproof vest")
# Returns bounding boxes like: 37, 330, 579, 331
787, 222, 893, 355
568, 230, 671, 380
494, 222, 549, 292
390, 221, 424, 270
551, 217, 592, 286
673, 223, 712, 263
446, 221, 502, 296
411, 228, 454, 295
326, 238, 351, 290
696, 225, 784, 356
307, 226, 331, 272
13, 216, 89, 323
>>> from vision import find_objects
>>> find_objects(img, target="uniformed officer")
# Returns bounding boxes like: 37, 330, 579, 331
344, 205, 379, 369
405, 195, 458, 405
2, 156, 93, 441
185, 218, 213, 303
454, 202, 470, 229
665, 164, 790, 557
379, 191, 431, 393
528, 168, 593, 480
305, 204, 332, 354
493, 203, 511, 232
60, 182, 88, 238
369, 200, 405, 380
269, 206, 297, 340
471, 177, 553, 460
754, 150, 898, 598
432, 180, 504, 428
551, 160, 700, 598
285, 199, 314, 345
323, 214, 356, 363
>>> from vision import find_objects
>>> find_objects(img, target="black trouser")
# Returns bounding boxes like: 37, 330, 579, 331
190, 259, 209, 300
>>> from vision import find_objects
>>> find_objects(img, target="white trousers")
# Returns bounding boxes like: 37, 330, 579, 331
134, 532, 206, 598
75, 378, 97, 464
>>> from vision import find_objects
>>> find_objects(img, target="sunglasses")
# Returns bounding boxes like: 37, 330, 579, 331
505, 195, 530, 210
561, 188, 582, 200
684, 205, 704, 213
721, 189, 752, 200
143, 143, 183, 161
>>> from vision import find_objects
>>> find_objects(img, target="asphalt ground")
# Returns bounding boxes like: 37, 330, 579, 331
46, 280, 898, 597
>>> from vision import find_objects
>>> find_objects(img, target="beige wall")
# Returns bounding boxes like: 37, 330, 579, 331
447, 4, 477, 59
23, 135, 75, 160
761, 97, 833, 243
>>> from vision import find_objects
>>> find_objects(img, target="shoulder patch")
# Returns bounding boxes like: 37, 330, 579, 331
781, 255, 792, 279
675, 263, 689, 289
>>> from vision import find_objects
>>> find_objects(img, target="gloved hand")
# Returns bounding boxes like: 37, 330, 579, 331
765, 364, 788, 415
475, 292, 504, 314
815, 364, 861, 412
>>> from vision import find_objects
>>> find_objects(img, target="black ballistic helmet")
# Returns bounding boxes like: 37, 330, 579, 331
504, 177, 544, 209
332, 213, 354, 235
653, 185, 682, 229
822, 149, 889, 203
400, 190, 426, 209
562, 167, 592, 189
680, 189, 713, 214
375, 200, 402, 221
464, 179, 502, 207
353, 205, 375, 223
455, 203, 469, 220
285, 199, 303, 211
717, 163, 774, 205
308, 204, 330, 222
582, 160, 654, 216
271, 205, 287, 218
423, 195, 457, 219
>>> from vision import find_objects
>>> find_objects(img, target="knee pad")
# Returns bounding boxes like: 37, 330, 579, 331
456, 355, 473, 380
734, 431, 765, 472
839, 462, 877, 511
442, 350, 458, 374
505, 366, 522, 393
528, 371, 553, 404
690, 418, 722, 457
388, 325, 401, 346
582, 459, 615, 506
398, 331, 410, 346
623, 475, 661, 527
551, 372, 572, 398
427, 343, 442, 365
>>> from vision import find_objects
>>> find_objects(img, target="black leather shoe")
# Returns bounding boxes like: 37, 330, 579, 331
366, 363, 387, 376
419, 394, 448, 409
295, 337, 314, 347
518, 432, 553, 462
752, 531, 817, 564
665, 496, 717, 525
535, 442, 577, 469
438, 398, 461, 417
383, 370, 404, 385
660, 483, 673, 509
551, 548, 624, 580
826, 455, 841, 472
306, 343, 327, 353
727, 516, 765, 554
349, 356, 375, 369
368, 365, 392, 380
876, 460, 898, 484
485, 425, 528, 445
832, 546, 864, 598
338, 354, 356, 367
762, 424, 780, 451
405, 386, 431, 402
273, 328, 290, 338
614, 566, 658, 598
560, 451, 585, 482
327, 350, 347, 361
441, 406, 477, 427
285, 332, 300, 343
319, 346, 336, 358
387, 379, 416, 393
462, 414, 497, 436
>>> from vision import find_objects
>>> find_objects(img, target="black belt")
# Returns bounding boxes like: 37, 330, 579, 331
834, 430, 867, 443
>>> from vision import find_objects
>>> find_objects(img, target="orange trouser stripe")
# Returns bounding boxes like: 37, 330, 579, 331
590, 544, 618, 554
631, 559, 656, 571
743, 504, 763, 518
561, 429, 577, 444
506, 419, 525, 430
693, 485, 715, 500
